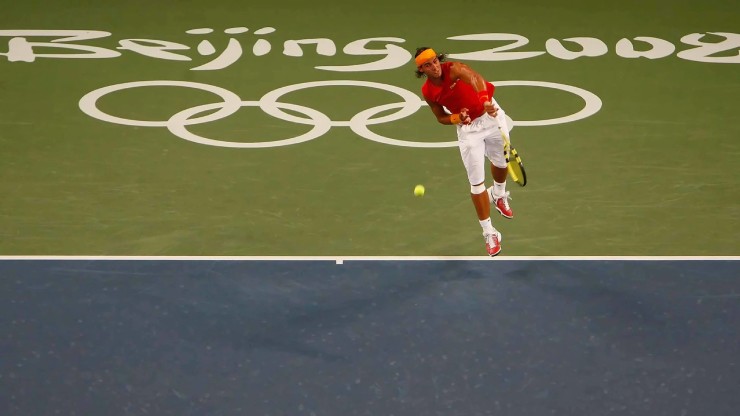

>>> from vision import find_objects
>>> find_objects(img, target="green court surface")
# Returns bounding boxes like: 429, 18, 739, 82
1, 0, 738, 256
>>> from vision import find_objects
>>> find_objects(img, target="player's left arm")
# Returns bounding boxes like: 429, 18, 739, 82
449, 62, 498, 117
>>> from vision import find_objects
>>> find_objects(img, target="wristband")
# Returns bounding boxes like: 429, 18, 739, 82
450, 113, 462, 124
477, 90, 489, 103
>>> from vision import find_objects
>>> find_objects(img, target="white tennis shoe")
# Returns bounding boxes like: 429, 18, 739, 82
484, 230, 503, 257
488, 188, 513, 219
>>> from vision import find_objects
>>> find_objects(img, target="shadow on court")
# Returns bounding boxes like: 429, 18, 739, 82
1, 260, 738, 415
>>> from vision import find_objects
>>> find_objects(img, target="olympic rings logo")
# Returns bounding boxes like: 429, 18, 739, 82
79, 80, 602, 148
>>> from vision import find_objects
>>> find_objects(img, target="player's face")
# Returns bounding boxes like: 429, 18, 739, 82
419, 57, 442, 78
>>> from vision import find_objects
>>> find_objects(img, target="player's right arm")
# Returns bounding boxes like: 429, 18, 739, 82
449, 62, 498, 117
425, 99, 471, 125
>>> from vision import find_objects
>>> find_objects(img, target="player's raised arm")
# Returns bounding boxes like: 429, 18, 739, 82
449, 62, 497, 116
449, 63, 487, 97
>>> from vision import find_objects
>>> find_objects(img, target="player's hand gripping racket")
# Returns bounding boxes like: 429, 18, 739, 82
497, 115, 527, 187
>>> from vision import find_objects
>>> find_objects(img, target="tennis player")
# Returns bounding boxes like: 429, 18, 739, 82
414, 47, 513, 256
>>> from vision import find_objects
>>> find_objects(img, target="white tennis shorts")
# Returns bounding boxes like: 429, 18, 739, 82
456, 99, 508, 185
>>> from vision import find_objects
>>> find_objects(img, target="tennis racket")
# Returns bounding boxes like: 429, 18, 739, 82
498, 119, 527, 187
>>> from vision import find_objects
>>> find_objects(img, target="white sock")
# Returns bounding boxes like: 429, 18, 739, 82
479, 218, 495, 235
492, 181, 506, 198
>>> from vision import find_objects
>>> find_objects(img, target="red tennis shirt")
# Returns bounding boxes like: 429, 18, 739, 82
421, 62, 495, 121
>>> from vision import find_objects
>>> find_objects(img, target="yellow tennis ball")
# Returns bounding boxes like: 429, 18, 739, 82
414, 184, 425, 197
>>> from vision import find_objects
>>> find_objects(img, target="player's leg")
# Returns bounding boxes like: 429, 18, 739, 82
484, 104, 513, 219
458, 134, 490, 221
488, 164, 512, 219
458, 126, 502, 256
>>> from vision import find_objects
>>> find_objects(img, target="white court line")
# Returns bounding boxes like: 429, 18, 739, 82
0, 256, 737, 261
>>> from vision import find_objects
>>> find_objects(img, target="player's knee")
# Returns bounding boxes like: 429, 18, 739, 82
486, 152, 507, 169
470, 183, 486, 194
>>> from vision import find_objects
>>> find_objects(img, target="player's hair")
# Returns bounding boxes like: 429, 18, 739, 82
414, 47, 447, 78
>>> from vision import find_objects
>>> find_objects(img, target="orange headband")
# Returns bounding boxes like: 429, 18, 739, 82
415, 49, 437, 67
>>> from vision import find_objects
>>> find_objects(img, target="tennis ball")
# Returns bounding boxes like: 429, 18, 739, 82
414, 184, 425, 197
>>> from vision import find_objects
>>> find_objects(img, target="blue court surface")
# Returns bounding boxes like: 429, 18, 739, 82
1, 258, 738, 415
